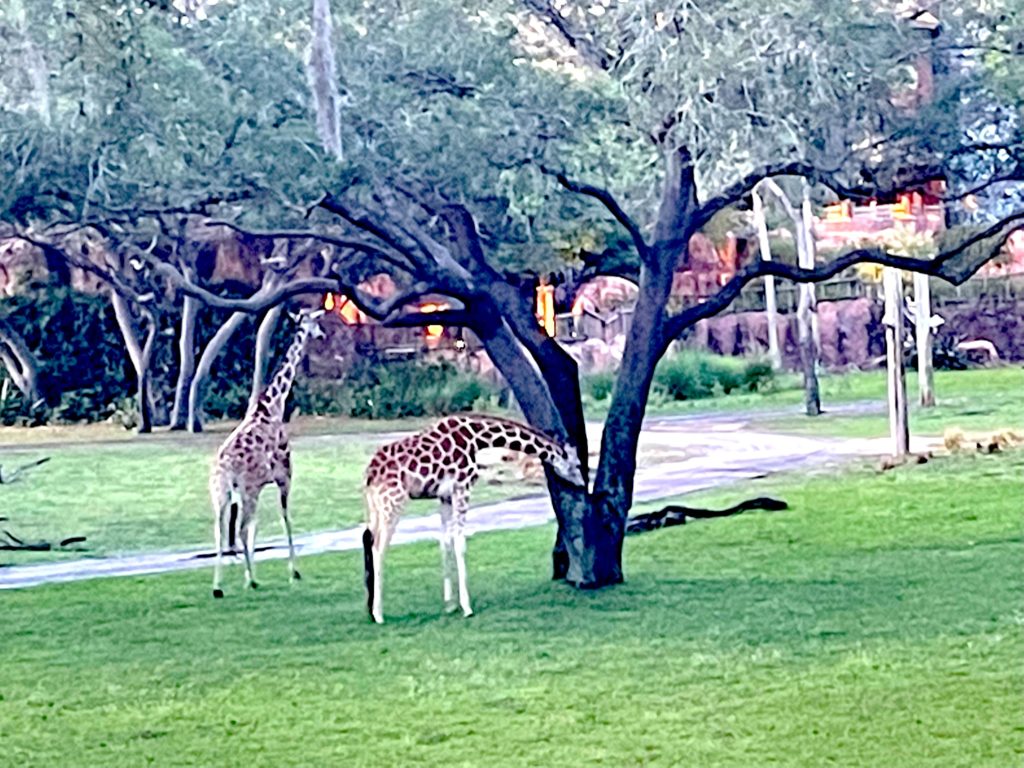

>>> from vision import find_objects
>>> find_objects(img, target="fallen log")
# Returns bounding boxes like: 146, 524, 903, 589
0, 516, 87, 552
0, 456, 51, 484
626, 496, 788, 534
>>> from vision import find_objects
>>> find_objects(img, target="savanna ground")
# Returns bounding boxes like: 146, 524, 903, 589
1, 367, 1022, 765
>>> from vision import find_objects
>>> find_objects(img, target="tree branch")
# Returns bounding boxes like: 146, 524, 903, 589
664, 210, 1024, 339
544, 166, 652, 263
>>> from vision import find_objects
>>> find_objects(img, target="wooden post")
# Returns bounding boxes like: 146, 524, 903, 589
883, 267, 909, 456
752, 189, 782, 370
914, 271, 936, 407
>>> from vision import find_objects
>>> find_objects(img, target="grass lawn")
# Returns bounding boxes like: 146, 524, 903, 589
1, 450, 1021, 766
0, 432, 539, 565
755, 367, 1024, 438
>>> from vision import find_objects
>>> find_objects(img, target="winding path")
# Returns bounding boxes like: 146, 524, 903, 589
0, 409, 917, 591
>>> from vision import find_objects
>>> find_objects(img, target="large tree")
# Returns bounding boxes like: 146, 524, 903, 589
2, 0, 1022, 588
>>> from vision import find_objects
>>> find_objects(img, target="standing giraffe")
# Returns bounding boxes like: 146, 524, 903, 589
209, 309, 324, 598
362, 414, 586, 623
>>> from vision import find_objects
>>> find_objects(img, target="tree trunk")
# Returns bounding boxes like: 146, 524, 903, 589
187, 311, 249, 433
883, 267, 910, 456
0, 319, 40, 405
110, 292, 156, 433
170, 294, 199, 430
797, 189, 821, 416
752, 189, 782, 370
914, 271, 935, 407
248, 305, 283, 412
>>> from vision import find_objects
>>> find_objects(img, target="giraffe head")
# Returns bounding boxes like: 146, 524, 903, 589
292, 308, 326, 340
549, 443, 585, 488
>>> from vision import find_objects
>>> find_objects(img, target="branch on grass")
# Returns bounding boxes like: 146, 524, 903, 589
626, 497, 788, 534
0, 457, 50, 485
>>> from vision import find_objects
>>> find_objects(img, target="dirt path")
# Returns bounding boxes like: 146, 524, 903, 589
0, 410, 918, 591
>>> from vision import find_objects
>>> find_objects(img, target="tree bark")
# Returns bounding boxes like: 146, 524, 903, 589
110, 292, 156, 433
0, 319, 40, 405
914, 271, 935, 407
883, 267, 910, 456
797, 189, 821, 416
170, 293, 199, 430
752, 189, 782, 370
187, 310, 249, 433
248, 305, 283, 412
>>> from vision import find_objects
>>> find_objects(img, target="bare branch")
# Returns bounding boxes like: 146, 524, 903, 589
149, 259, 338, 313
520, 0, 614, 70
664, 210, 1024, 339
203, 220, 414, 274
543, 166, 652, 262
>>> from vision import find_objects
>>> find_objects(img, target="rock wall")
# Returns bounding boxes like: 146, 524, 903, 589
686, 295, 1024, 367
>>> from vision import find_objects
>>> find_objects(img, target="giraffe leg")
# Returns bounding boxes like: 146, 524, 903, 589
212, 500, 230, 599
210, 472, 232, 599
438, 497, 457, 614
240, 496, 259, 590
369, 516, 397, 624
277, 480, 300, 583
451, 491, 473, 618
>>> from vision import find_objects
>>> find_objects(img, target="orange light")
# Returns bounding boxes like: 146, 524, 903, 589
337, 297, 364, 325
536, 284, 555, 337
419, 302, 449, 341
324, 293, 335, 311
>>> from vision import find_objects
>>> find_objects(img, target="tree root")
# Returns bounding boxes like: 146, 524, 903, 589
626, 497, 788, 534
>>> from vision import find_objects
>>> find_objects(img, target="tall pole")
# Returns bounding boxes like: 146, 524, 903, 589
752, 188, 782, 370
883, 267, 910, 456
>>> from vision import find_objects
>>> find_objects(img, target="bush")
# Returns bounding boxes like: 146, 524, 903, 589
293, 356, 496, 420
583, 370, 616, 402
653, 351, 774, 401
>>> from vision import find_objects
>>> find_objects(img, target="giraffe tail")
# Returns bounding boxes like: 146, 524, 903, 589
362, 528, 374, 616
227, 500, 239, 551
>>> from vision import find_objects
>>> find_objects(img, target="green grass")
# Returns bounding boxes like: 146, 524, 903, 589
0, 433, 536, 565
1, 451, 1022, 766
757, 367, 1024, 438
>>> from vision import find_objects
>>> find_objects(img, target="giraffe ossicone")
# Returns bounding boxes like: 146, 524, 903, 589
362, 413, 584, 624
208, 309, 324, 598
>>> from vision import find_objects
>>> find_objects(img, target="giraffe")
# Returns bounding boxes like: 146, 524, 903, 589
209, 309, 325, 598
362, 414, 586, 623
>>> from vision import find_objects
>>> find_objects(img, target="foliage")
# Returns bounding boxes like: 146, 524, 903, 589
581, 369, 616, 402
1, 451, 1022, 764
0, 283, 131, 424
653, 351, 774, 401
294, 356, 496, 420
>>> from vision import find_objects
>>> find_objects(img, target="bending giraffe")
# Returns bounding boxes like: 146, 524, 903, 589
209, 309, 324, 598
362, 414, 586, 623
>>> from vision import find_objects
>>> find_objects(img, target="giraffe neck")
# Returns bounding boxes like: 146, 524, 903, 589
464, 416, 563, 464
258, 327, 311, 422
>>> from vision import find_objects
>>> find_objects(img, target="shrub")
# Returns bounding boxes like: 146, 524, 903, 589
293, 356, 496, 420
653, 351, 774, 401
583, 370, 616, 401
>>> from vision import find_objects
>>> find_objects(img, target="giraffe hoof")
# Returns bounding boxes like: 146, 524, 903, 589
291, 570, 302, 582
462, 608, 475, 619
212, 589, 224, 599
248, 581, 260, 590
443, 603, 459, 615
